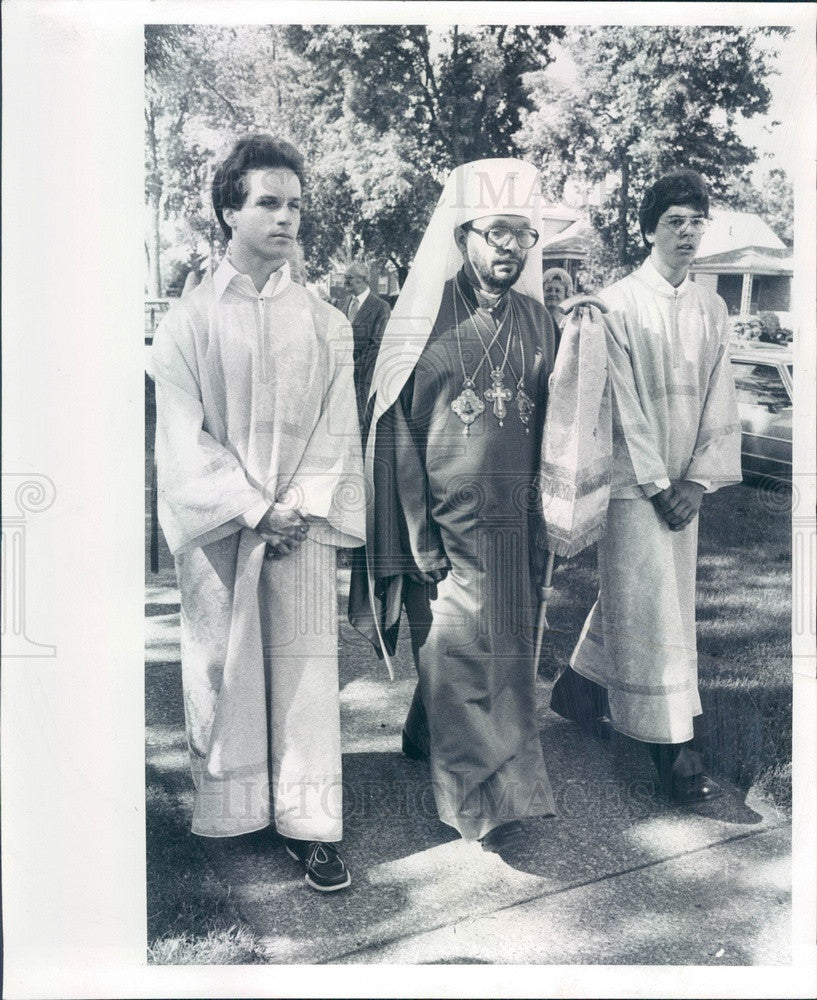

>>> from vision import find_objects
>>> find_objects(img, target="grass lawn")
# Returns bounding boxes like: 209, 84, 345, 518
695, 482, 791, 808
146, 780, 266, 964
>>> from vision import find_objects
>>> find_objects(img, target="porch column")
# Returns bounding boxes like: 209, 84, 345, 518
740, 272, 753, 314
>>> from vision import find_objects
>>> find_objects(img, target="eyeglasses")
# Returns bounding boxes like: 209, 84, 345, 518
466, 224, 540, 250
658, 215, 710, 234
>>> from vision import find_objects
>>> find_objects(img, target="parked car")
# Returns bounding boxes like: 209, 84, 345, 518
729, 343, 793, 487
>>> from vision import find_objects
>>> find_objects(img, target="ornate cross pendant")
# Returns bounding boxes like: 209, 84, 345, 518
484, 369, 512, 425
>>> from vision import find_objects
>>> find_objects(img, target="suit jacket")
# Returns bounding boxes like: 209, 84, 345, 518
333, 291, 391, 422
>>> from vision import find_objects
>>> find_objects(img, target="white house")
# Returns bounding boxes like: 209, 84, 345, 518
540, 217, 590, 283
690, 209, 792, 325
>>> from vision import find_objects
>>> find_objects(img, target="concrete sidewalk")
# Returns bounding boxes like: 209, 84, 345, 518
145, 574, 791, 967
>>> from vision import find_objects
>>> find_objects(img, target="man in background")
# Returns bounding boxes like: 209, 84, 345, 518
333, 261, 391, 423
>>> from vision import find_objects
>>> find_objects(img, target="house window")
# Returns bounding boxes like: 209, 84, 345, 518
716, 274, 743, 315
754, 275, 791, 312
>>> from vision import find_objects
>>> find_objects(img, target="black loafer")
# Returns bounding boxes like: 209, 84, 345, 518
479, 820, 524, 853
284, 838, 352, 892
663, 773, 723, 805
551, 706, 612, 741
582, 716, 613, 741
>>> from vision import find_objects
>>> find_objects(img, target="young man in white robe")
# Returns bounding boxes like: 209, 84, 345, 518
550, 169, 742, 804
152, 135, 365, 891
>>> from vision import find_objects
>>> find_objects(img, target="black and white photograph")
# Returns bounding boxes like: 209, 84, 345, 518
3, 2, 816, 997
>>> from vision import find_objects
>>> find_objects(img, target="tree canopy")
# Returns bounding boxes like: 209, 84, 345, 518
277, 25, 566, 283
516, 25, 790, 282
145, 23, 790, 296
727, 168, 794, 247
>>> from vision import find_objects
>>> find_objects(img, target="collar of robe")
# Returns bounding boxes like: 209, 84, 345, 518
214, 256, 292, 301
638, 256, 691, 297
456, 268, 510, 321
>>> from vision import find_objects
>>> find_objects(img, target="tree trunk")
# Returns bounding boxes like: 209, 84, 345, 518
617, 156, 630, 269
145, 104, 163, 299
146, 187, 162, 299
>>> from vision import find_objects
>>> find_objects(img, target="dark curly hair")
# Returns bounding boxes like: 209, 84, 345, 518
212, 134, 305, 240
638, 170, 709, 248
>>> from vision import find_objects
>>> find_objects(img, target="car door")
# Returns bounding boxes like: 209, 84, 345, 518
730, 359, 793, 483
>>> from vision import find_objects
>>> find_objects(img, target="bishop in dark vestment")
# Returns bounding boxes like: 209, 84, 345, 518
351, 160, 559, 848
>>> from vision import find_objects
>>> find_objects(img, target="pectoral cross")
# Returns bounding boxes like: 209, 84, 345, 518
484, 369, 512, 425
451, 381, 485, 435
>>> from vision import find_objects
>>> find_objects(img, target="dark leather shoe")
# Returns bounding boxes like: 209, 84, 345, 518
582, 716, 613, 741
665, 773, 723, 805
401, 729, 428, 761
479, 820, 524, 853
284, 838, 351, 892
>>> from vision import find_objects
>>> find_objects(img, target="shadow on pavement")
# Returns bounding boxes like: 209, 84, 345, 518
340, 752, 460, 861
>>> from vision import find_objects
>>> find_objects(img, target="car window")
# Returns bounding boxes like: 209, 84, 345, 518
731, 362, 792, 414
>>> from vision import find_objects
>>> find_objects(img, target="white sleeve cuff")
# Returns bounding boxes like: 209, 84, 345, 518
641, 478, 671, 498
235, 499, 271, 530
686, 477, 711, 492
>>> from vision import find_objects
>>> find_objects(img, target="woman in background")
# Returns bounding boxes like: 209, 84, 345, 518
542, 266, 574, 349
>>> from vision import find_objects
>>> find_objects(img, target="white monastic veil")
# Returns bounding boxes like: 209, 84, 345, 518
367, 158, 546, 426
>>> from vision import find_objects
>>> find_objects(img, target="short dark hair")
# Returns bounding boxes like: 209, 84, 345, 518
638, 169, 709, 247
212, 134, 305, 240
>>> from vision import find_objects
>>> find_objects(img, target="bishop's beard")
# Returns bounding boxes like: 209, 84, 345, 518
472, 254, 523, 294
